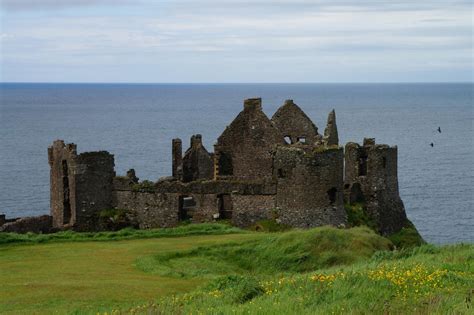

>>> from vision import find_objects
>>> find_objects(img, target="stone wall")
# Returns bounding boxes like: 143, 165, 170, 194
271, 99, 319, 145
172, 138, 183, 179
214, 98, 284, 180
48, 140, 115, 232
48, 140, 78, 229
231, 194, 275, 227
274, 145, 347, 228
73, 151, 115, 231
112, 178, 277, 228
186, 193, 219, 222
113, 191, 180, 229
182, 135, 214, 182
0, 215, 52, 234
344, 139, 407, 235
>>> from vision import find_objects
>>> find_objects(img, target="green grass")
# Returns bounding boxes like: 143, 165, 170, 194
0, 223, 243, 245
0, 224, 472, 314
0, 231, 261, 315
136, 226, 391, 278
122, 244, 474, 315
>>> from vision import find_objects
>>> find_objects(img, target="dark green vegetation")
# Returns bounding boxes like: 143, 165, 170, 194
131, 180, 156, 192
1, 224, 472, 314
345, 202, 425, 248
388, 220, 427, 248
345, 202, 377, 230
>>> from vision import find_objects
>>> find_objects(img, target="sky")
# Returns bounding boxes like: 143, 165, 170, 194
0, 0, 472, 83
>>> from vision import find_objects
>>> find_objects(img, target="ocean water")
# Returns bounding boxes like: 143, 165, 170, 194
0, 83, 472, 244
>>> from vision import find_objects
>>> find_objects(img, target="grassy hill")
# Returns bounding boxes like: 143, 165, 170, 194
0, 224, 472, 314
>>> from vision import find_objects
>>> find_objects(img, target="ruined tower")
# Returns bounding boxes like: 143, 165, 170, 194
344, 138, 408, 235
48, 140, 115, 231
273, 145, 347, 228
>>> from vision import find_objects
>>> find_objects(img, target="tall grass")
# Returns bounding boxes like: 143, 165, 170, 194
118, 243, 474, 315
136, 226, 392, 277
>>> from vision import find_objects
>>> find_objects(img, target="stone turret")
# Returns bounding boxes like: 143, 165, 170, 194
323, 109, 338, 146
344, 138, 408, 235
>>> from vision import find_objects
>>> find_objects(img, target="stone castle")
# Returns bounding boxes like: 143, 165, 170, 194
0, 98, 409, 235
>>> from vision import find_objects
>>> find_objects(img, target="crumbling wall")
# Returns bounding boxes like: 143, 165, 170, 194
231, 194, 275, 227
344, 138, 407, 235
0, 215, 52, 234
271, 99, 319, 145
114, 191, 180, 229
182, 135, 214, 182
274, 146, 347, 228
323, 110, 339, 146
214, 98, 284, 180
172, 138, 183, 180
48, 140, 78, 229
73, 151, 115, 231
48, 140, 115, 231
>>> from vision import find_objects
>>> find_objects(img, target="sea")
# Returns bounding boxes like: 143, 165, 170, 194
0, 83, 472, 244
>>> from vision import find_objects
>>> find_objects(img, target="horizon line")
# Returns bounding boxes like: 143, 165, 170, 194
1, 81, 472, 85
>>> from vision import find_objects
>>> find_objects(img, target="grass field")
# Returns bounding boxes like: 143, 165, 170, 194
0, 230, 259, 314
0, 224, 472, 314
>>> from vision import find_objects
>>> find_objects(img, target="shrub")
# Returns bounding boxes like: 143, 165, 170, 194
131, 180, 156, 192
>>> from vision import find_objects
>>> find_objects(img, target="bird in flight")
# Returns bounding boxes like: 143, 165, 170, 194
437, 126, 442, 133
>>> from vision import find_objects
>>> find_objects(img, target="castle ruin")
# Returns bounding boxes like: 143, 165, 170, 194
0, 98, 409, 235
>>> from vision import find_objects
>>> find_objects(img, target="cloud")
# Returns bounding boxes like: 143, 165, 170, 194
0, 0, 472, 82
0, 0, 135, 11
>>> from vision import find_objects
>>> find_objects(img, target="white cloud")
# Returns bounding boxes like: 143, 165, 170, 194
0, 0, 472, 82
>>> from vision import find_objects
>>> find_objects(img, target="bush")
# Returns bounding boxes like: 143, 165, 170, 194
387, 220, 426, 249
344, 203, 377, 230
131, 180, 155, 192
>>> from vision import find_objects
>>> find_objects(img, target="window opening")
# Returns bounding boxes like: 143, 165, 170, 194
62, 160, 71, 225
327, 187, 337, 204
179, 195, 195, 220
218, 194, 233, 219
